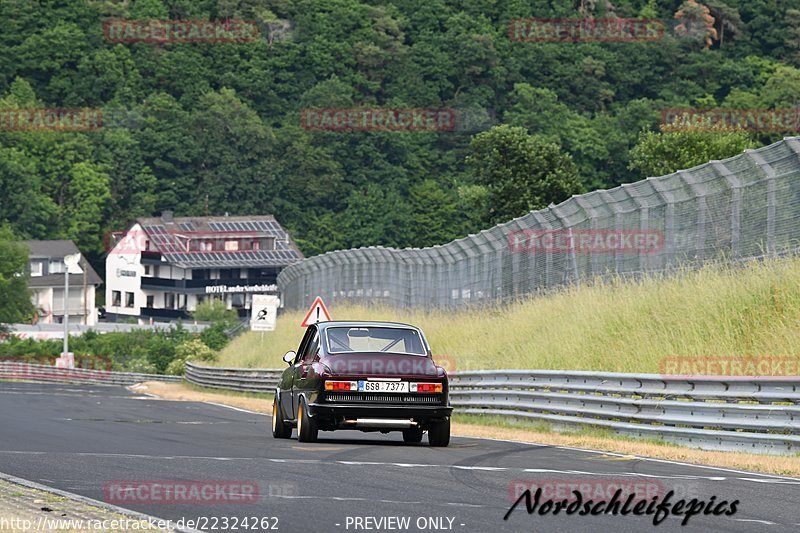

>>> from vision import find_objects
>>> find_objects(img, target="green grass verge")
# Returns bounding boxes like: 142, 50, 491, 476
452, 413, 670, 446
217, 256, 800, 373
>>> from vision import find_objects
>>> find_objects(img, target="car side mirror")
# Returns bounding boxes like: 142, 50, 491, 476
283, 351, 296, 365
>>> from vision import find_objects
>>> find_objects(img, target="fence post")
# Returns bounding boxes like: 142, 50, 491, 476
574, 195, 599, 276
649, 177, 677, 270
550, 204, 579, 287
622, 184, 650, 275
599, 191, 624, 274
711, 160, 741, 259
744, 149, 777, 256
677, 170, 707, 262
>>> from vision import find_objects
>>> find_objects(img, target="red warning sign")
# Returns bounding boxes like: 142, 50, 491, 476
300, 296, 332, 327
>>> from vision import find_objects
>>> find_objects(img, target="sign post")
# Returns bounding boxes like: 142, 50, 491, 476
61, 253, 81, 365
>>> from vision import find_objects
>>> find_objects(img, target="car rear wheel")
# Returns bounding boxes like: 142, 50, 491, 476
402, 427, 423, 443
296, 399, 318, 443
428, 418, 450, 447
272, 397, 291, 439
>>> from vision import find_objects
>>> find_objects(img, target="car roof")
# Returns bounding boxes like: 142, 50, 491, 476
313, 320, 421, 331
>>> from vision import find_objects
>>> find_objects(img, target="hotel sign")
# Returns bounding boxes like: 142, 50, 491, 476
204, 283, 278, 294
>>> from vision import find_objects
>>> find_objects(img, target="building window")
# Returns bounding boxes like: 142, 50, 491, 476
224, 240, 239, 251
220, 268, 240, 279
232, 293, 244, 308
112, 291, 121, 307
30, 262, 43, 277
125, 292, 134, 308
144, 265, 151, 276
49, 261, 64, 274
146, 295, 154, 307
192, 269, 210, 280
164, 293, 175, 309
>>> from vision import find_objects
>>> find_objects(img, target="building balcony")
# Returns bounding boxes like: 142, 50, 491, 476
140, 307, 190, 320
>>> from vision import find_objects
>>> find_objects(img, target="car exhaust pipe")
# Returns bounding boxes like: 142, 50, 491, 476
342, 418, 418, 429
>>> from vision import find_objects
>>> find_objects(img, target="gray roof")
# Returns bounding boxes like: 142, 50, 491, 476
315, 321, 421, 331
21, 240, 102, 287
134, 214, 304, 269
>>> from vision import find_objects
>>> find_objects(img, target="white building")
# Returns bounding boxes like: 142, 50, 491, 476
23, 240, 101, 326
105, 212, 303, 323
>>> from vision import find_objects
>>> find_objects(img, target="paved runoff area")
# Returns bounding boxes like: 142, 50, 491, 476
0, 381, 799, 532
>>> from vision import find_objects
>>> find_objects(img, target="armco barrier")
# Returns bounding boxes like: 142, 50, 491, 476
450, 370, 800, 455
183, 363, 800, 455
185, 361, 281, 393
0, 361, 181, 385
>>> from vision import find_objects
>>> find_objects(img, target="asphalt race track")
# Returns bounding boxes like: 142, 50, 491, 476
1, 382, 798, 532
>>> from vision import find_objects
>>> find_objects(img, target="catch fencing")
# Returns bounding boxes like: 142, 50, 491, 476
278, 136, 800, 309
0, 361, 180, 385
181, 362, 800, 455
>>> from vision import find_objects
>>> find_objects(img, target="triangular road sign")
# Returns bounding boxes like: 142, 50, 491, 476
300, 296, 332, 327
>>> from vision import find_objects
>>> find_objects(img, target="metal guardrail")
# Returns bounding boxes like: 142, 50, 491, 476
185, 361, 281, 393
182, 363, 800, 455
450, 370, 800, 455
0, 362, 181, 386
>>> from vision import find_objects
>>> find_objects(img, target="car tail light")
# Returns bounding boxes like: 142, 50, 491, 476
325, 380, 357, 391
410, 382, 443, 393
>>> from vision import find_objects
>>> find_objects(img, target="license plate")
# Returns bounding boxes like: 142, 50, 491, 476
358, 380, 408, 393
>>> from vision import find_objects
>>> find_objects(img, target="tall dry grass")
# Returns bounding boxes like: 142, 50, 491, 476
215, 258, 800, 372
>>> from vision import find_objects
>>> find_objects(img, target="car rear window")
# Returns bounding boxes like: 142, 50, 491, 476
326, 327, 426, 355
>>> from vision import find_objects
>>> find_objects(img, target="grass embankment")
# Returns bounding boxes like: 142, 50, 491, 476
216, 257, 800, 372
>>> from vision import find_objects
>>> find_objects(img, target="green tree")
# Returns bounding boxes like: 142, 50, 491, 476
192, 299, 238, 326
408, 179, 460, 247
0, 227, 34, 332
628, 130, 755, 178
466, 125, 582, 225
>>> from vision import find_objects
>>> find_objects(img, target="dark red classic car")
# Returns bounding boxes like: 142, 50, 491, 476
272, 321, 452, 446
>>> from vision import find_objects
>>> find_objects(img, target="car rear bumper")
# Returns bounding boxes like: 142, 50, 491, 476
307, 402, 453, 420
